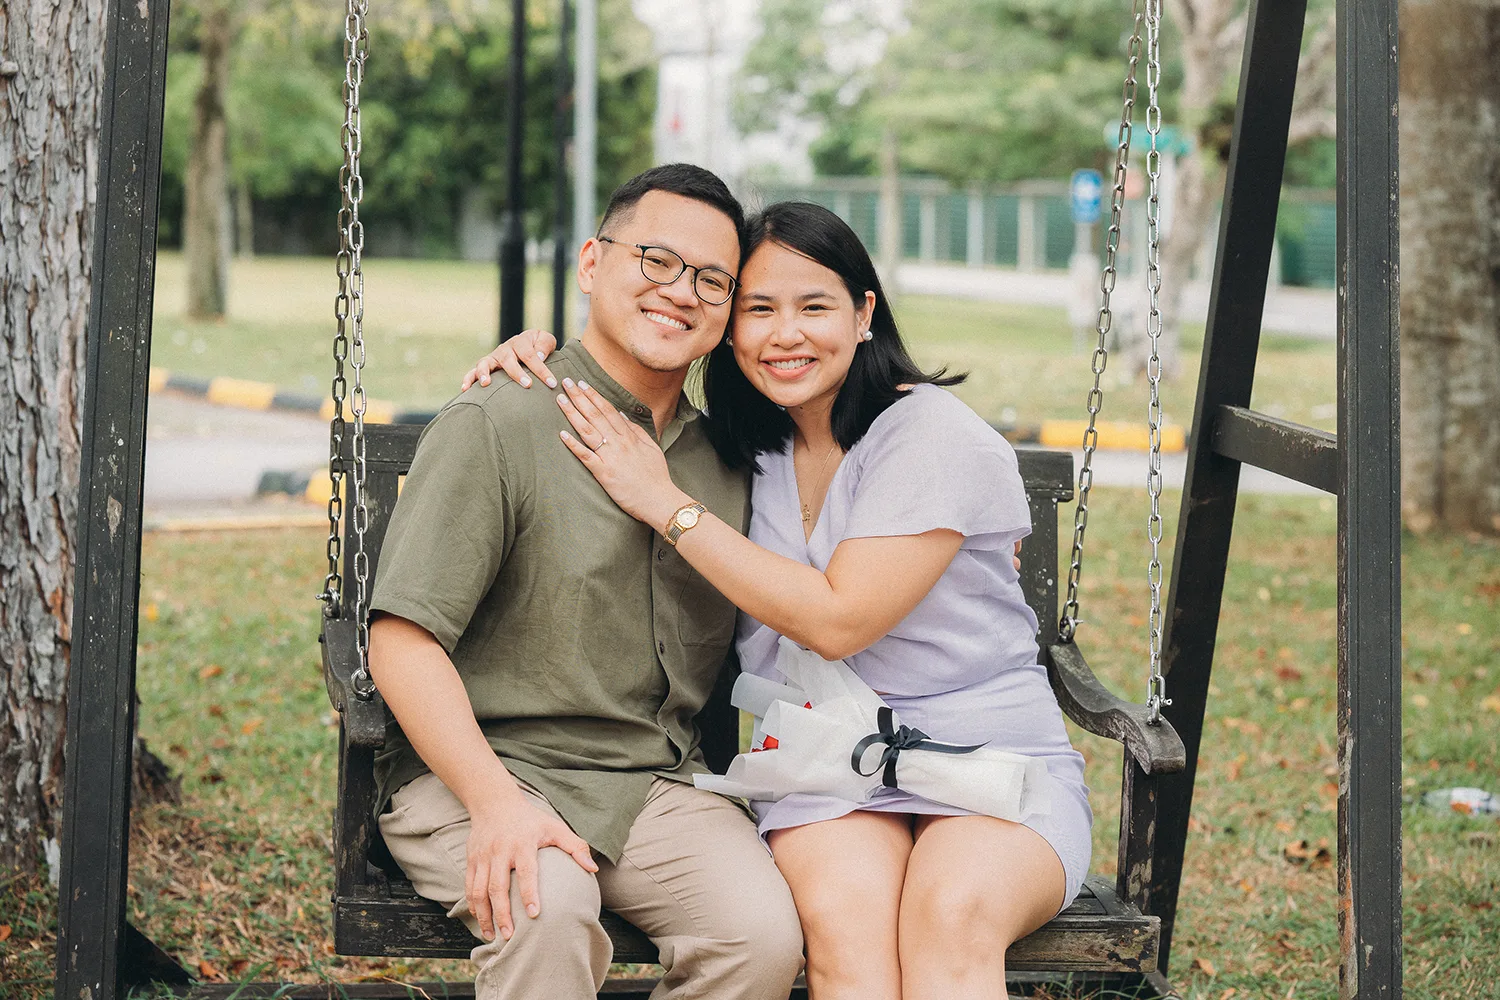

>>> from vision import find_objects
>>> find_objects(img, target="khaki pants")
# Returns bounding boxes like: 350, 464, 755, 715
380, 773, 804, 1000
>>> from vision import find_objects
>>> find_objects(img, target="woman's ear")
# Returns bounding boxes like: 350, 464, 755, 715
857, 290, 877, 339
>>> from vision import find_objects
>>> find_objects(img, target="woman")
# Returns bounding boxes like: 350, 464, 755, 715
465, 202, 1090, 1000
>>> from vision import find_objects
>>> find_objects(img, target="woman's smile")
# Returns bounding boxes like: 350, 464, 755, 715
762, 356, 818, 379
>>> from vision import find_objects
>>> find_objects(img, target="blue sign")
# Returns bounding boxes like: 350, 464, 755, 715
1070, 169, 1103, 225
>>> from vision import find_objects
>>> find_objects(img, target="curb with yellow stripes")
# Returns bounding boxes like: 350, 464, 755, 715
153, 366, 1187, 456
150, 367, 406, 425
151, 366, 1187, 506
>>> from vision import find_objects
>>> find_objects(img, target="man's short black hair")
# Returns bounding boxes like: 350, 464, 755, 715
597, 163, 745, 250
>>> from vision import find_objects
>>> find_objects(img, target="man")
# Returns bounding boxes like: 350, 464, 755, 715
367, 164, 803, 999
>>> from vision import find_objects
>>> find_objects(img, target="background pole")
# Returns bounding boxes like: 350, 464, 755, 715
499, 0, 528, 342
552, 0, 573, 343
572, 0, 597, 334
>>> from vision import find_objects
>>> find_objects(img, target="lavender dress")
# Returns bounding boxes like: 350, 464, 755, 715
736, 384, 1092, 906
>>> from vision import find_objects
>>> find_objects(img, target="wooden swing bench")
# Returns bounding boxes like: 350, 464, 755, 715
320, 423, 1186, 992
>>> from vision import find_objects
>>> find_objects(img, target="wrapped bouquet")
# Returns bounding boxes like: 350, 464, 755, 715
695, 637, 1053, 823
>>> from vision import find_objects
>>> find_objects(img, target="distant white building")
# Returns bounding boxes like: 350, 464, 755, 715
631, 0, 818, 186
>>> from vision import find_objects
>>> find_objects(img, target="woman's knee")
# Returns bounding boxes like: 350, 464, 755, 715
894, 869, 1026, 965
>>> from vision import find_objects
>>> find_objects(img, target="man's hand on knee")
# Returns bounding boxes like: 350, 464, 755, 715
465, 792, 599, 942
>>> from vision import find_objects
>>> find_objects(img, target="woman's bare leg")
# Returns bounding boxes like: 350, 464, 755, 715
896, 815, 1066, 1000
769, 811, 914, 1000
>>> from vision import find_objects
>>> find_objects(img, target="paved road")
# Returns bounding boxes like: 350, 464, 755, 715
143, 395, 1323, 520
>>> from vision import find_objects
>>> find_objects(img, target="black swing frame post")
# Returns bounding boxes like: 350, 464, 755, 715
55, 0, 1400, 996
54, 0, 183, 994
1147, 0, 1402, 997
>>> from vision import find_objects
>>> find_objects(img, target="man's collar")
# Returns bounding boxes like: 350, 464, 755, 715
555, 340, 701, 427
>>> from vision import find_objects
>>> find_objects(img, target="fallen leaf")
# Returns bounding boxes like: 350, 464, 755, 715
144, 603, 160, 623
1411, 694, 1429, 708
207, 704, 224, 718
1458, 623, 1473, 635
1192, 957, 1218, 976
211, 737, 229, 750
229, 959, 252, 977
199, 959, 223, 980
240, 717, 264, 736
1275, 664, 1304, 682
1275, 819, 1296, 834
199, 664, 223, 680
0, 924, 11, 942
1480, 695, 1500, 714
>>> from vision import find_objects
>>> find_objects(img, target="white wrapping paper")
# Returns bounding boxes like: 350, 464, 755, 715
695, 637, 1052, 822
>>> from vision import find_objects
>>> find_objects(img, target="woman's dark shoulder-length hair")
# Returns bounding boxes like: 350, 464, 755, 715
702, 200, 965, 471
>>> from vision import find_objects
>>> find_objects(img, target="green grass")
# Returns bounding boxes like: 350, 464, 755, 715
3, 501, 1495, 997
148, 253, 1337, 430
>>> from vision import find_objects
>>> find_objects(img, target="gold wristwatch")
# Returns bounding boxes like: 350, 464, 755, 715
664, 501, 707, 546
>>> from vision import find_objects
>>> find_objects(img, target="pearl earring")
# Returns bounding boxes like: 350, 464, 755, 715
861, 330, 874, 342
724, 336, 733, 346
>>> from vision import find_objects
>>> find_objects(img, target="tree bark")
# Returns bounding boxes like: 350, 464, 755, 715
0, 0, 102, 874
185, 1, 232, 319
1399, 0, 1500, 535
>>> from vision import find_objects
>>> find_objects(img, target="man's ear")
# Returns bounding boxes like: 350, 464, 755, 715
577, 238, 601, 294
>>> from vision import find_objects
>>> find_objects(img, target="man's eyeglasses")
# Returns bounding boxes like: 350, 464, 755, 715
596, 236, 737, 306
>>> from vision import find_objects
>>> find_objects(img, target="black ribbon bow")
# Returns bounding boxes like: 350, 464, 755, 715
850, 706, 987, 789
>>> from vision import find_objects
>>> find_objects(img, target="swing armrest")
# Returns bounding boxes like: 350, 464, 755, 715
321, 618, 388, 748
1045, 643, 1186, 775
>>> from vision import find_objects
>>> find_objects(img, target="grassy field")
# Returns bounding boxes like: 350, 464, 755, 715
3, 256, 1490, 997
2, 497, 1495, 997
147, 253, 1336, 431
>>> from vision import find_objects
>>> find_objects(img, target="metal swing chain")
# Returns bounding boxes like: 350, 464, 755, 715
1142, 0, 1170, 725
323, 0, 376, 701
1060, 0, 1144, 645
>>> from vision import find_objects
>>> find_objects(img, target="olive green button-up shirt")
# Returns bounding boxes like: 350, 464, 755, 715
370, 340, 750, 861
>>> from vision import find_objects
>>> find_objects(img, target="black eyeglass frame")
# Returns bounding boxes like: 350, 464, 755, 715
595, 235, 738, 305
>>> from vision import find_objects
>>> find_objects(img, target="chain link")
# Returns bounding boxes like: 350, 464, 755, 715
1060, 0, 1144, 644
1142, 0, 1170, 725
320, 0, 376, 701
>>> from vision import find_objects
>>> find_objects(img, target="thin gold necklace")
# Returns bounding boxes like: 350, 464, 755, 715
799, 440, 842, 526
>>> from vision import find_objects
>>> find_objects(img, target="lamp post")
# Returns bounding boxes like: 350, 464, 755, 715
499, 0, 527, 342
552, 0, 572, 343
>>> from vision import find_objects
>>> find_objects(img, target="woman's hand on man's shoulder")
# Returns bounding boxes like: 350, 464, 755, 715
461, 329, 560, 392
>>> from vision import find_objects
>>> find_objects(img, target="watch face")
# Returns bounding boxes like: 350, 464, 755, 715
677, 507, 701, 529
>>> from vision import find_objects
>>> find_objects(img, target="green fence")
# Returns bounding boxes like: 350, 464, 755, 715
755, 177, 1336, 288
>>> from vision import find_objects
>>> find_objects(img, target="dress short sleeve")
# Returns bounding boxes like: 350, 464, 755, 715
841, 386, 1029, 550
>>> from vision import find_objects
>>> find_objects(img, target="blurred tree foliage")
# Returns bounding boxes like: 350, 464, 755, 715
739, 0, 1135, 183
739, 0, 1338, 187
160, 0, 656, 256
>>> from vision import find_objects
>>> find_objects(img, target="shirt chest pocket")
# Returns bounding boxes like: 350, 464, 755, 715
676, 566, 736, 648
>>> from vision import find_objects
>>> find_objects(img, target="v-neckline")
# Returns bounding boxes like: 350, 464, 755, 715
788, 444, 842, 547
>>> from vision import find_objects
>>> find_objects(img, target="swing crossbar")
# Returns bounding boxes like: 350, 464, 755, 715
1210, 405, 1339, 494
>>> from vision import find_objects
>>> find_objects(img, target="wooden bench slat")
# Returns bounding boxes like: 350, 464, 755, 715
335, 875, 1155, 973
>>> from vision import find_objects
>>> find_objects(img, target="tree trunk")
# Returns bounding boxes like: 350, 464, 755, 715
1399, 0, 1500, 535
0, 0, 103, 875
235, 182, 254, 258
185, 1, 232, 319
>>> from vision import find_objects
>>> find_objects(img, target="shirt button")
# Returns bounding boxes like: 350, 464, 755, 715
634, 404, 649, 416
658, 640, 667, 655
657, 548, 666, 562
